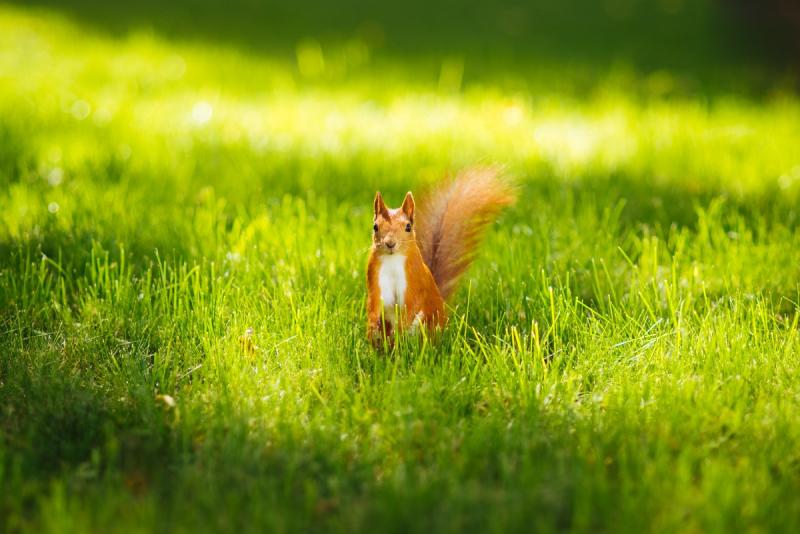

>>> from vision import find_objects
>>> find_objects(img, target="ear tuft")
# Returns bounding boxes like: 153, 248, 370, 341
374, 191, 389, 218
401, 191, 415, 222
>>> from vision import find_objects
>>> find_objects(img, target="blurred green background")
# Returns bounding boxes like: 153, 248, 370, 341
11, 0, 800, 93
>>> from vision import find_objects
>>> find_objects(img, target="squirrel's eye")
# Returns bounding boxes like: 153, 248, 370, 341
405, 223, 412, 232
373, 223, 378, 232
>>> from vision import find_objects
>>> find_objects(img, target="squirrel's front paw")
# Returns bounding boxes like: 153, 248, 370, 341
368, 323, 393, 351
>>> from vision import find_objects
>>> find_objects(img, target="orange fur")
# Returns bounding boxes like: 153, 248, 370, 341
366, 167, 515, 348
416, 166, 516, 300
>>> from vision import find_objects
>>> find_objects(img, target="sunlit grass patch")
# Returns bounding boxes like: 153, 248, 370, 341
2, 5, 799, 202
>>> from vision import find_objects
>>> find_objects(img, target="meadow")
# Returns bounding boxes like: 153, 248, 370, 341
1, 1, 800, 531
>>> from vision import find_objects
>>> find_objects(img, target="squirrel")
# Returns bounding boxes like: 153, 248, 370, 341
366, 167, 516, 348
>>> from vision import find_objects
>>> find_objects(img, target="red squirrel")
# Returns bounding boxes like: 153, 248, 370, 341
366, 167, 516, 348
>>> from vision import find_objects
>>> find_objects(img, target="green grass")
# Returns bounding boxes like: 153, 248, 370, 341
2, 2, 800, 532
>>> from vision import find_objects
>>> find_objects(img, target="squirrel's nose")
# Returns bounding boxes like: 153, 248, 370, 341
385, 240, 396, 249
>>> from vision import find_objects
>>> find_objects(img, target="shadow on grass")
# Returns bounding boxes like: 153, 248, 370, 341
0, 341, 581, 531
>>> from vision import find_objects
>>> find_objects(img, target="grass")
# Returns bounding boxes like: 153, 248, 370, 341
1, 1, 800, 532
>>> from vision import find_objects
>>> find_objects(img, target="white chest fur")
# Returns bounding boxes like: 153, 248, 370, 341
378, 254, 407, 325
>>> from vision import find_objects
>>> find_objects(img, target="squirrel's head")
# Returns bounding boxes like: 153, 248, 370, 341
372, 191, 415, 256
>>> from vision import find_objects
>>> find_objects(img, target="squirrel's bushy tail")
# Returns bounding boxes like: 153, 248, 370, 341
417, 167, 516, 301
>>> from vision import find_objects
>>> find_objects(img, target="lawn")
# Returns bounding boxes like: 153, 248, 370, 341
1, 1, 800, 532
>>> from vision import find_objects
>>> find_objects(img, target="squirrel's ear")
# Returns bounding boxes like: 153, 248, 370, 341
401, 191, 415, 222
374, 191, 389, 218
